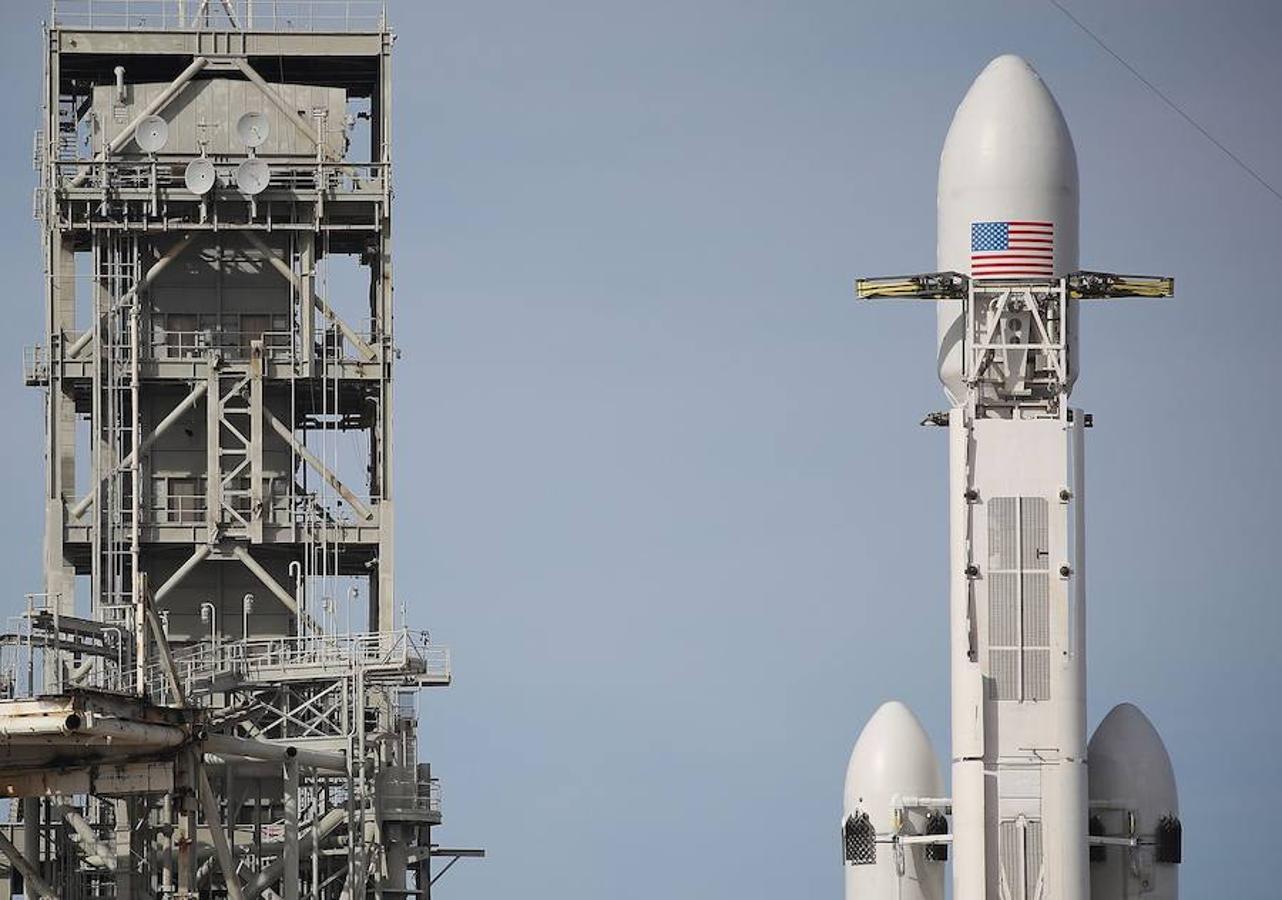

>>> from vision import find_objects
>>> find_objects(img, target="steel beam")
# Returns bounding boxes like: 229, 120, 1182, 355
242, 233, 377, 361
196, 763, 247, 900
263, 409, 373, 521
282, 757, 299, 900
233, 60, 320, 145
69, 379, 209, 518
0, 827, 59, 900
241, 809, 346, 900
228, 546, 323, 634
0, 762, 173, 798
154, 544, 214, 602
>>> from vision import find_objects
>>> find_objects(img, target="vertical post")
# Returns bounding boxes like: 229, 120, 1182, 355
135, 573, 148, 695
283, 756, 300, 900
161, 792, 174, 898
373, 24, 396, 633
298, 233, 315, 371
178, 800, 197, 897
20, 797, 40, 898
205, 360, 220, 541
114, 798, 134, 900
250, 339, 264, 544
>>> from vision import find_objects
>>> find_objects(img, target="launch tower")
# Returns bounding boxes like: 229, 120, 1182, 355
0, 2, 480, 898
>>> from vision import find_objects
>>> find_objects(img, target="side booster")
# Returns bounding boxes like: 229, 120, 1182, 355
846, 56, 1182, 900
842, 703, 946, 900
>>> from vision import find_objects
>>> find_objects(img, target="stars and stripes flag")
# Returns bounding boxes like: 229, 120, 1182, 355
970, 221, 1055, 277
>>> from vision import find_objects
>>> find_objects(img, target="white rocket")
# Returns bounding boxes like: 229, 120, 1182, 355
845, 56, 1182, 900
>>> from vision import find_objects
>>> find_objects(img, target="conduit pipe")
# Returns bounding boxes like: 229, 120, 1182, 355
202, 733, 347, 774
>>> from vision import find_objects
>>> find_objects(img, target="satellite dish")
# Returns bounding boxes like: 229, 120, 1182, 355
135, 115, 169, 153
235, 158, 271, 196
236, 111, 271, 148
184, 157, 216, 195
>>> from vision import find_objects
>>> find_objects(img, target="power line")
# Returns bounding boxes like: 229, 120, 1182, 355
1048, 0, 1282, 204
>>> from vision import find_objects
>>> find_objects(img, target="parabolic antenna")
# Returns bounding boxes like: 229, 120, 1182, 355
184, 157, 217, 195
236, 111, 271, 148
135, 115, 169, 153
235, 157, 271, 196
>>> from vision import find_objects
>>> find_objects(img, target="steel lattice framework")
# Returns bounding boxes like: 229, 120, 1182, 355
0, 3, 481, 899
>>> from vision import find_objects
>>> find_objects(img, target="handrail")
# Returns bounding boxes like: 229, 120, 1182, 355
52, 0, 388, 33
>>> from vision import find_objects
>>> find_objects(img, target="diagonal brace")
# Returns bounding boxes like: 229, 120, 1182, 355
263, 409, 373, 521
232, 60, 320, 145
70, 380, 209, 519
241, 233, 376, 361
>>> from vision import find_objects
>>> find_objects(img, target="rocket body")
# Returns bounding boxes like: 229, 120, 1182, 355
844, 53, 1181, 900
939, 56, 1088, 900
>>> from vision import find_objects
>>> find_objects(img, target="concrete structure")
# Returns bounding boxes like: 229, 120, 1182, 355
0, 2, 481, 898
848, 56, 1181, 900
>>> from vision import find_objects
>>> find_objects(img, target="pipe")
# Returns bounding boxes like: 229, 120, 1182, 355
230, 546, 321, 633
76, 716, 188, 747
0, 712, 183, 747
69, 57, 209, 188
55, 802, 117, 871
114, 66, 126, 104
243, 809, 347, 900
0, 713, 85, 737
202, 733, 347, 774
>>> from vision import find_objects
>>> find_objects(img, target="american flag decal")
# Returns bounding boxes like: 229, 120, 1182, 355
970, 221, 1054, 277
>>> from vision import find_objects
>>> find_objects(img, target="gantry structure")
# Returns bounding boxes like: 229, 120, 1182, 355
0, 2, 480, 898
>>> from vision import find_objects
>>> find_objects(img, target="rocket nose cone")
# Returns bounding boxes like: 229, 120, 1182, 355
934, 54, 1081, 402
843, 701, 942, 812
1089, 702, 1178, 815
981, 53, 1038, 77
938, 53, 1079, 210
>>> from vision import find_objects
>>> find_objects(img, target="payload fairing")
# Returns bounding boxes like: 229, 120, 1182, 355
845, 56, 1181, 900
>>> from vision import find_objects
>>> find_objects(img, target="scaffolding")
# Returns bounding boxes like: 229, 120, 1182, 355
0, 3, 481, 898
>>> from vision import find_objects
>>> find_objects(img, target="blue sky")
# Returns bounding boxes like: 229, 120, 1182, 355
0, 2, 1278, 897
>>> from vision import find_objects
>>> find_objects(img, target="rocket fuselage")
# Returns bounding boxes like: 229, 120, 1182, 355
939, 56, 1087, 900
844, 52, 1181, 900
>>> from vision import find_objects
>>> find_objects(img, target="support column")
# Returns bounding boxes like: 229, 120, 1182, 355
299, 233, 315, 372
283, 757, 300, 900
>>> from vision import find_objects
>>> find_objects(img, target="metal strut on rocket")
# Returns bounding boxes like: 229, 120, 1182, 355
844, 55, 1181, 900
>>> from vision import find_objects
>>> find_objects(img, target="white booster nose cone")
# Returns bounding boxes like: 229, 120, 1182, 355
843, 701, 945, 900
936, 54, 1080, 403
1088, 703, 1180, 900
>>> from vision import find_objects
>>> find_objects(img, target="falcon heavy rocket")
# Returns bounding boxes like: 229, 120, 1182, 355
843, 55, 1183, 900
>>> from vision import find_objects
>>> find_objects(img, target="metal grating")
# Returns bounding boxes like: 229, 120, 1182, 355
990, 573, 1020, 645
989, 497, 1019, 570
988, 497, 1052, 702
843, 811, 876, 865
1023, 649, 1050, 701
991, 649, 1020, 701
999, 818, 1045, 900
1020, 497, 1049, 571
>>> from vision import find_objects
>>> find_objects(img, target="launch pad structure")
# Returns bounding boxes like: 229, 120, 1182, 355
0, 2, 480, 899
